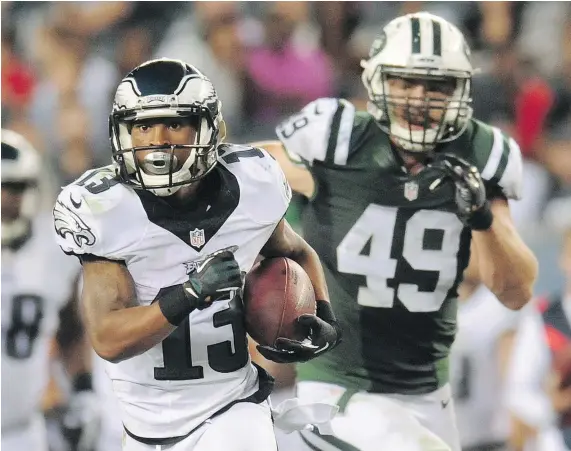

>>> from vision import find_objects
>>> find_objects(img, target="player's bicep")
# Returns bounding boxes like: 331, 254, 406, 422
80, 256, 137, 339
260, 219, 304, 259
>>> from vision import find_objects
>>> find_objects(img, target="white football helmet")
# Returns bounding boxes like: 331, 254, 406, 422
110, 58, 226, 197
1, 129, 41, 246
361, 12, 474, 153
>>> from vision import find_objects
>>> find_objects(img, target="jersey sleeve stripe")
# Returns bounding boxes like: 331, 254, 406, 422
480, 127, 504, 181
333, 101, 356, 165
488, 132, 510, 186
498, 137, 523, 200
324, 101, 346, 164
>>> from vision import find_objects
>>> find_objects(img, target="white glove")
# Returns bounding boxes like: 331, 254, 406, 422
63, 390, 101, 451
270, 397, 339, 435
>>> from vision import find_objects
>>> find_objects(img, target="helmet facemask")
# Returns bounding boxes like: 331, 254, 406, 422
110, 104, 224, 197
362, 65, 472, 153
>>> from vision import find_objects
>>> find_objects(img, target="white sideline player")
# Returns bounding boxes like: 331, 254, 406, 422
52, 58, 342, 451
450, 261, 520, 451
1, 129, 99, 451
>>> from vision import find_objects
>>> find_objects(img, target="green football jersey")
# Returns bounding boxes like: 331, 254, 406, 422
276, 98, 522, 395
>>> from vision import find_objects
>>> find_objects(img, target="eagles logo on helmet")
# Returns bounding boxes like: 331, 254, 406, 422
109, 58, 226, 197
1, 129, 41, 248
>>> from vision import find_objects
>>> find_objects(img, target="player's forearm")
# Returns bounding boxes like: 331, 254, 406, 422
473, 214, 538, 310
90, 304, 175, 363
289, 243, 330, 302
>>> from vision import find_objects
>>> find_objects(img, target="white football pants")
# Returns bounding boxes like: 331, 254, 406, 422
284, 381, 460, 451
122, 400, 277, 451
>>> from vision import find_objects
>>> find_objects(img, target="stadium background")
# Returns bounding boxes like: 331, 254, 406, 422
1, 1, 570, 450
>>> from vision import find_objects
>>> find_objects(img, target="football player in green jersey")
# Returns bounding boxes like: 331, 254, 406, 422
252, 11, 538, 451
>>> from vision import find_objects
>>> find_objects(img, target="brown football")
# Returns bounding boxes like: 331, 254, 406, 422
243, 257, 316, 347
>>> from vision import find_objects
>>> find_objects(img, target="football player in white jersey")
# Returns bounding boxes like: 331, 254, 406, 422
1, 130, 99, 451
450, 254, 520, 451
52, 58, 342, 451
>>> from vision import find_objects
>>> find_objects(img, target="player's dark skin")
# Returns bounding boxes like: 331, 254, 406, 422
82, 117, 331, 363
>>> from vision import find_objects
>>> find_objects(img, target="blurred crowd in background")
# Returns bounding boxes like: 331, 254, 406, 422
1, 1, 571, 450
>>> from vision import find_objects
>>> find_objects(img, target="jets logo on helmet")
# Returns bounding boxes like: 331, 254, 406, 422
109, 58, 226, 197
360, 12, 474, 153
369, 31, 387, 58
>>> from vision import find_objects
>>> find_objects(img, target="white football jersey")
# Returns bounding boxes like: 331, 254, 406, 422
450, 285, 520, 447
1, 214, 80, 430
53, 144, 292, 438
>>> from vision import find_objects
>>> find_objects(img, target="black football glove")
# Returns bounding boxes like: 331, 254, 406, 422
430, 154, 493, 230
257, 300, 342, 363
159, 247, 244, 326
183, 248, 244, 310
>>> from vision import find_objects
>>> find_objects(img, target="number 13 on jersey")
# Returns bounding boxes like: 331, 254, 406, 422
337, 205, 464, 312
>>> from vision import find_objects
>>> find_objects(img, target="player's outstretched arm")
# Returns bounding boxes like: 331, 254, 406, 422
81, 256, 176, 363
472, 198, 538, 310
250, 140, 315, 199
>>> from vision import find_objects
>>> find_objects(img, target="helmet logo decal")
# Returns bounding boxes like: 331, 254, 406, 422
369, 31, 387, 58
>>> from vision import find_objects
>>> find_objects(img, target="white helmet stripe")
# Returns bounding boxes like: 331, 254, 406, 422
420, 15, 433, 56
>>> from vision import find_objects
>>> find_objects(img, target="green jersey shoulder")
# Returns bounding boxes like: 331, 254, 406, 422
276, 98, 523, 201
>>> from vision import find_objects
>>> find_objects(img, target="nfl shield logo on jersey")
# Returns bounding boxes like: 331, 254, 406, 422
190, 228, 206, 249
404, 181, 419, 201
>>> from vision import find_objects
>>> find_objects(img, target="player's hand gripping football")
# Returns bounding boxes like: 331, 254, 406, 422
257, 300, 342, 363
430, 154, 493, 230
183, 247, 244, 310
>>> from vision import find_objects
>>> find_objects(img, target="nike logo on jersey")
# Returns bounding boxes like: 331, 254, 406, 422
70, 194, 82, 209
183, 246, 239, 274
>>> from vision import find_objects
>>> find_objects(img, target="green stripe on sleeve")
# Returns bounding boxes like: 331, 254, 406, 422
489, 133, 510, 186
